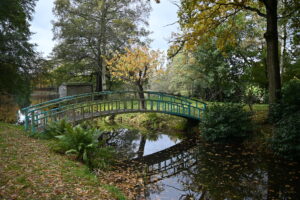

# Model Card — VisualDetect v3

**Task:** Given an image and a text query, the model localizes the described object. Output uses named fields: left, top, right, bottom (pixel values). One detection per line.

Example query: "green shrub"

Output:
left=89, top=147, right=116, bottom=170
left=270, top=112, right=300, bottom=161
left=80, top=120, right=96, bottom=130
left=200, top=103, right=252, bottom=142
left=52, top=124, right=116, bottom=169
left=32, top=119, right=71, bottom=139
left=282, top=79, right=300, bottom=110
left=269, top=80, right=300, bottom=160
left=268, top=103, right=285, bottom=124
left=53, top=125, right=100, bottom=166
left=269, top=79, right=300, bottom=123
left=141, top=113, right=161, bottom=129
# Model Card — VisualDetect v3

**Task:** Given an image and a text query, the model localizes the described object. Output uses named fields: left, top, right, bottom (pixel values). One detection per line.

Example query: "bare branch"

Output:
left=168, top=40, right=185, bottom=59
left=216, top=2, right=267, bottom=18
left=163, top=21, right=178, bottom=27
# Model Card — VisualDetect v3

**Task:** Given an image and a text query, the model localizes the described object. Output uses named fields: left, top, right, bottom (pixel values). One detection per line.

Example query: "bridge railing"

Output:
left=21, top=91, right=206, bottom=132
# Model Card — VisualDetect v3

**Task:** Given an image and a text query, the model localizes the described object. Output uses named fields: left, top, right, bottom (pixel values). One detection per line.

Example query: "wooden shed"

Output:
left=59, top=83, right=93, bottom=98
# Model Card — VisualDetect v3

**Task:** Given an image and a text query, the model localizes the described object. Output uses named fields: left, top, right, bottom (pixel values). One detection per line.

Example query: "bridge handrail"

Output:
left=30, top=98, right=206, bottom=121
left=22, top=91, right=206, bottom=113
left=22, top=91, right=207, bottom=132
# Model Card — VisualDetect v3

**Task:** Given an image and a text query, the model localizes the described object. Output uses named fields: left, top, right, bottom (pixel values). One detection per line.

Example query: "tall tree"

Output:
left=171, top=0, right=298, bottom=104
left=107, top=46, right=163, bottom=108
left=0, top=0, right=37, bottom=106
left=52, top=0, right=151, bottom=92
left=153, top=13, right=266, bottom=101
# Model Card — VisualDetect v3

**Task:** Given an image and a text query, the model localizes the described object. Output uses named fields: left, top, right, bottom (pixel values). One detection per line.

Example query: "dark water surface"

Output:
left=105, top=128, right=300, bottom=200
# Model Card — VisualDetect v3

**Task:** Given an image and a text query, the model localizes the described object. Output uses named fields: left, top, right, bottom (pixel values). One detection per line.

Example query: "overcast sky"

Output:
left=29, top=0, right=179, bottom=58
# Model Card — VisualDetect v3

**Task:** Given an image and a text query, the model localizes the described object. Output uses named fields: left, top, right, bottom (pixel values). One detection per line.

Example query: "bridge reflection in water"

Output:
left=120, top=135, right=300, bottom=200
left=130, top=139, right=197, bottom=185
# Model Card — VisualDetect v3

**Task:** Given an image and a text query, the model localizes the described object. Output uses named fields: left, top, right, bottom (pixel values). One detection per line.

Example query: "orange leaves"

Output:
left=106, top=46, right=164, bottom=85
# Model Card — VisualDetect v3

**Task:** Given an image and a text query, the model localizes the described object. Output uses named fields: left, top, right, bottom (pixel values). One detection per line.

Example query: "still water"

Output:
left=104, top=128, right=300, bottom=200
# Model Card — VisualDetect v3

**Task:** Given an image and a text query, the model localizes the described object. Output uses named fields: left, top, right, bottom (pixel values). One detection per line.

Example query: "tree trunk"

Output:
left=137, top=135, right=146, bottom=158
left=264, top=0, right=281, bottom=104
left=95, top=71, right=103, bottom=92
left=280, top=9, right=288, bottom=82
left=102, top=65, right=106, bottom=91
left=137, top=84, right=145, bottom=109
left=95, top=57, right=106, bottom=92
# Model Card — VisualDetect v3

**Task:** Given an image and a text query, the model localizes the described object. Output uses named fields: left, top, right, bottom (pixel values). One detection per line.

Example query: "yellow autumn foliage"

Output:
left=172, top=0, right=265, bottom=52
left=107, top=46, right=164, bottom=86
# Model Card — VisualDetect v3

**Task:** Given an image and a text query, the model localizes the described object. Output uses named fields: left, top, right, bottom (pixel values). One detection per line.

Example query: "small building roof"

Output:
left=60, top=82, right=93, bottom=86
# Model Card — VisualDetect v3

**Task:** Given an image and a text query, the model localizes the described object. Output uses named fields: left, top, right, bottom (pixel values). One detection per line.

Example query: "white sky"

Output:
left=29, top=0, right=179, bottom=58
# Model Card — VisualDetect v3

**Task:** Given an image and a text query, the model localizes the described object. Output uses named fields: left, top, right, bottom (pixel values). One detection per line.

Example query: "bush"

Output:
left=52, top=123, right=116, bottom=169
left=89, top=147, right=116, bottom=170
left=42, top=119, right=71, bottom=139
left=31, top=119, right=72, bottom=139
left=268, top=103, right=285, bottom=124
left=53, top=125, right=99, bottom=163
left=141, top=113, right=161, bottom=129
left=270, top=112, right=300, bottom=161
left=200, top=103, right=252, bottom=142
left=269, top=79, right=300, bottom=123
left=269, top=80, right=300, bottom=160
left=282, top=79, right=300, bottom=110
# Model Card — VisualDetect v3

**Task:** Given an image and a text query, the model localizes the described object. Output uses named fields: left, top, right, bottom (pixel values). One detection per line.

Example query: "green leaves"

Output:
left=65, top=149, right=79, bottom=155
left=0, top=0, right=36, bottom=104
left=48, top=120, right=117, bottom=169
left=269, top=79, right=300, bottom=161
left=43, top=119, right=72, bottom=139
left=270, top=112, right=300, bottom=161
left=200, top=103, right=253, bottom=142
left=52, top=0, right=151, bottom=90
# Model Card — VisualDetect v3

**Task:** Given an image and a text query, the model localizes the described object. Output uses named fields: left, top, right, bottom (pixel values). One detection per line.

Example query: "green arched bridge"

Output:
left=22, top=91, right=206, bottom=132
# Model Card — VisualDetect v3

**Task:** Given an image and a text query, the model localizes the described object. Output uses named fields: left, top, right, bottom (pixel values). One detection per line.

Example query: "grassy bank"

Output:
left=102, top=103, right=269, bottom=132
left=0, top=123, right=129, bottom=200
left=114, top=113, right=188, bottom=131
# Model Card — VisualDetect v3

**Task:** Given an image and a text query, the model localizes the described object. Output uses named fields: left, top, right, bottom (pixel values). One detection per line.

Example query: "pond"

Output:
left=4, top=89, right=59, bottom=124
left=103, top=127, right=300, bottom=200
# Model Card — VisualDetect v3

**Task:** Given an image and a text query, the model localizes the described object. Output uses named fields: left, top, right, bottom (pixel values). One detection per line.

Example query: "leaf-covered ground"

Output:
left=0, top=123, right=130, bottom=200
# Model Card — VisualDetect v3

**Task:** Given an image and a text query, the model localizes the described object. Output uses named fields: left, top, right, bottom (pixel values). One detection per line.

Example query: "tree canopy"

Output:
left=170, top=0, right=299, bottom=105
left=107, top=46, right=163, bottom=92
left=52, top=0, right=151, bottom=92
left=0, top=0, right=37, bottom=106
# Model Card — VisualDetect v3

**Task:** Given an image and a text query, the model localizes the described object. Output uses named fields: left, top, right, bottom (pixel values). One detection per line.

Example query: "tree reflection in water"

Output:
left=136, top=141, right=300, bottom=199
left=103, top=129, right=300, bottom=200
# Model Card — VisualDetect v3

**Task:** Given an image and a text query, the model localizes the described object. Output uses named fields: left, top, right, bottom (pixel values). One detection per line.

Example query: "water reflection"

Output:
left=105, top=129, right=300, bottom=200
left=103, top=128, right=181, bottom=160
left=0, top=89, right=58, bottom=123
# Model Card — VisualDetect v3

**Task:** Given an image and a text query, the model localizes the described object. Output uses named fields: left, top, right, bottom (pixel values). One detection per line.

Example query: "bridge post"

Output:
left=24, top=110, right=29, bottom=131
left=72, top=106, right=76, bottom=122
left=31, top=111, right=35, bottom=133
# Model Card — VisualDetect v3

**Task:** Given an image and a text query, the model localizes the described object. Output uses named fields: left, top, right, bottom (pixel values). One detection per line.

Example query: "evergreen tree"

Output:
left=0, top=0, right=37, bottom=106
